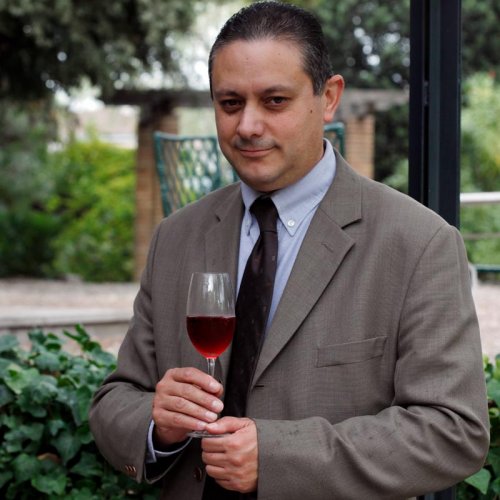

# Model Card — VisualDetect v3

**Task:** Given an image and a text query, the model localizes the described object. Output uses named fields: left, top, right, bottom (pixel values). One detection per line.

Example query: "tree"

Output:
left=0, top=0, right=204, bottom=101
left=307, top=0, right=411, bottom=89
left=289, top=0, right=500, bottom=90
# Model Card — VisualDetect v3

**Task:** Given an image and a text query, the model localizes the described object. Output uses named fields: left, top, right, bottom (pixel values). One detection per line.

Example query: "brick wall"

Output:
left=344, top=115, right=375, bottom=179
left=134, top=113, right=178, bottom=279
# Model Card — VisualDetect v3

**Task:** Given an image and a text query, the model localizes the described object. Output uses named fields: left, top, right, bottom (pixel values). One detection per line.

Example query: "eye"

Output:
left=266, top=96, right=288, bottom=107
left=219, top=99, right=243, bottom=112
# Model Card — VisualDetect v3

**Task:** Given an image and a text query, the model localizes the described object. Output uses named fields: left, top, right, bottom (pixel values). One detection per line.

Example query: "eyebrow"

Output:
left=213, top=89, right=241, bottom=99
left=213, top=84, right=295, bottom=100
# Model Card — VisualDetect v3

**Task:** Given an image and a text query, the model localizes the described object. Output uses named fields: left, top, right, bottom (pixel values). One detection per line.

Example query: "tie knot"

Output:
left=251, top=197, right=278, bottom=233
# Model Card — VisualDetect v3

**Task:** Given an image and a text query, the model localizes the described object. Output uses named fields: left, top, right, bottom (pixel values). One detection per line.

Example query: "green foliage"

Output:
left=47, top=138, right=136, bottom=282
left=0, top=100, right=57, bottom=206
left=374, top=104, right=408, bottom=181
left=0, top=209, right=62, bottom=278
left=290, top=0, right=500, bottom=90
left=308, top=0, right=411, bottom=89
left=0, top=326, right=158, bottom=499
left=0, top=0, right=200, bottom=100
left=0, top=125, right=135, bottom=281
left=461, top=73, right=500, bottom=267
left=461, top=205, right=500, bottom=267
left=461, top=74, right=500, bottom=193
left=461, top=0, right=500, bottom=82
left=457, top=356, right=500, bottom=499
left=0, top=100, right=62, bottom=277
left=2, top=0, right=498, bottom=99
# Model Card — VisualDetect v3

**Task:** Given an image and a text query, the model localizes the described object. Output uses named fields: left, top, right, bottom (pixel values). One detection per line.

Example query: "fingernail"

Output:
left=209, top=380, right=220, bottom=391
left=197, top=421, right=207, bottom=430
left=212, top=400, right=223, bottom=412
left=205, top=411, right=218, bottom=421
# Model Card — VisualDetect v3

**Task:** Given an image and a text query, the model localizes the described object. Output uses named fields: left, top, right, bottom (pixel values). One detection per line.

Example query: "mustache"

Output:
left=233, top=138, right=276, bottom=150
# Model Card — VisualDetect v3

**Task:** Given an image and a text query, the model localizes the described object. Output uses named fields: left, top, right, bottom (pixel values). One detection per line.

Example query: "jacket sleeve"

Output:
left=89, top=225, right=182, bottom=483
left=255, top=225, right=489, bottom=500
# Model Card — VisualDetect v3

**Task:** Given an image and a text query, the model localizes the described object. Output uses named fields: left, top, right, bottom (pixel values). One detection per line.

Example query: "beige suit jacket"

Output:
left=90, top=152, right=489, bottom=499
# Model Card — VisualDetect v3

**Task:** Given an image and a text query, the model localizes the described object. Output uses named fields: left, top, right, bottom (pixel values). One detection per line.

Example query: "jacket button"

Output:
left=193, top=466, right=204, bottom=482
left=125, top=464, right=137, bottom=477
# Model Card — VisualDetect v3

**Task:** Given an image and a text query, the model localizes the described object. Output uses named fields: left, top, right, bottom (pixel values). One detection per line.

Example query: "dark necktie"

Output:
left=223, top=196, right=279, bottom=417
left=202, top=196, right=279, bottom=500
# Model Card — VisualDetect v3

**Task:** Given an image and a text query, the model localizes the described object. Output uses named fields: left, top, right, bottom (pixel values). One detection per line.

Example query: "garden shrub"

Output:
left=47, top=138, right=136, bottom=282
left=457, top=356, right=500, bottom=499
left=0, top=101, right=61, bottom=278
left=0, top=123, right=136, bottom=281
left=0, top=326, right=157, bottom=499
left=0, top=208, right=62, bottom=278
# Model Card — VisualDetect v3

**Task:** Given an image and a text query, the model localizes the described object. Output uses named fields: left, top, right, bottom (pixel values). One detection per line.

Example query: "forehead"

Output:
left=211, top=38, right=310, bottom=92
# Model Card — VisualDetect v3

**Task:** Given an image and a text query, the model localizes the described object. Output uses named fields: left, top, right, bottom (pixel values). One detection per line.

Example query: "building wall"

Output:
left=134, top=113, right=178, bottom=279
left=344, top=115, right=375, bottom=179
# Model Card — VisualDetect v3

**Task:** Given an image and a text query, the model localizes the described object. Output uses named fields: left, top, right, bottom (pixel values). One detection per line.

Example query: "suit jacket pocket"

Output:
left=316, top=336, right=387, bottom=367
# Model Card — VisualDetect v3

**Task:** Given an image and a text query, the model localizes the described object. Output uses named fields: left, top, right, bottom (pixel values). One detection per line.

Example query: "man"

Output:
left=90, top=2, right=489, bottom=499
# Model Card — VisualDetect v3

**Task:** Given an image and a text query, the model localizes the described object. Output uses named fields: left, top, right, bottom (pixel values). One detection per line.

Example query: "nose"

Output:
left=236, top=105, right=264, bottom=139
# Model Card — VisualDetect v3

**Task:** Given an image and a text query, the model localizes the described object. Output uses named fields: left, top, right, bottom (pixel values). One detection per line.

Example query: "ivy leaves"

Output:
left=458, top=357, right=500, bottom=499
left=0, top=326, right=157, bottom=499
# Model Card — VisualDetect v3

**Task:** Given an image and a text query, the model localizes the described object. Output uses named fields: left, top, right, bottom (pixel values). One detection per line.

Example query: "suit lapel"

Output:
left=253, top=154, right=363, bottom=384
left=203, top=185, right=244, bottom=378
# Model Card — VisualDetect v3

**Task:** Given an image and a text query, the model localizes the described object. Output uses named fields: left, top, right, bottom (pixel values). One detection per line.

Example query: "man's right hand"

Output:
left=152, top=367, right=224, bottom=447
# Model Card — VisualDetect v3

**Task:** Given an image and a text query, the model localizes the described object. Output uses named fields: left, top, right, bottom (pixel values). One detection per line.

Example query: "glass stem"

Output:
left=207, top=358, right=216, bottom=378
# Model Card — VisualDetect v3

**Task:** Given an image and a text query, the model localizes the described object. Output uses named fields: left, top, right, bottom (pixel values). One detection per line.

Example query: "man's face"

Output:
left=211, top=38, right=343, bottom=192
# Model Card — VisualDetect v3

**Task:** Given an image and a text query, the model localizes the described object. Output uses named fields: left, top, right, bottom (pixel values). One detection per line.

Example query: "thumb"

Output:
left=205, top=416, right=251, bottom=434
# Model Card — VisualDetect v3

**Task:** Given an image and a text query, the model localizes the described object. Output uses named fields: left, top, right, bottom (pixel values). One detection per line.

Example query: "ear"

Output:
left=322, top=74, right=344, bottom=123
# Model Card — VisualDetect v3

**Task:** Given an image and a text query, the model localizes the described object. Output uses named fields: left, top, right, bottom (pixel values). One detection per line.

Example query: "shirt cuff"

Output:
left=146, top=419, right=191, bottom=463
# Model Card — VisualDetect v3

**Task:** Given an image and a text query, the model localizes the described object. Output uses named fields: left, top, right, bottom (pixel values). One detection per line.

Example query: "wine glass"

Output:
left=186, top=272, right=235, bottom=437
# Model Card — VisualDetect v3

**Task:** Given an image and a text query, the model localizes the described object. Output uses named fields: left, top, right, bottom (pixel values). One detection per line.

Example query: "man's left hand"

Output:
left=201, top=417, right=258, bottom=493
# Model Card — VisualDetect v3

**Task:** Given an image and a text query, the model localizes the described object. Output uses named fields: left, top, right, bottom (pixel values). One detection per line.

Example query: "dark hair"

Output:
left=208, top=1, right=333, bottom=96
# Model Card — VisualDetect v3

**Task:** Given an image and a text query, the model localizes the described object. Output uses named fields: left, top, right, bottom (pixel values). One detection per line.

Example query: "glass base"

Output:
left=187, top=430, right=230, bottom=439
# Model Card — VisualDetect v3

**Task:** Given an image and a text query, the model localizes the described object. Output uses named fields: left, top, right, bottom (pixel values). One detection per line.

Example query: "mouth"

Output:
left=237, top=147, right=274, bottom=158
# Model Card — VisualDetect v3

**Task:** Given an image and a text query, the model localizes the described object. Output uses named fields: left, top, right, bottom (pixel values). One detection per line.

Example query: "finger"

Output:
left=201, top=437, right=226, bottom=453
left=158, top=397, right=220, bottom=424
left=201, top=419, right=256, bottom=455
left=201, top=450, right=226, bottom=468
left=205, top=464, right=230, bottom=481
left=156, top=409, right=209, bottom=434
left=167, top=367, right=222, bottom=395
left=155, top=376, right=224, bottom=415
left=204, top=416, right=250, bottom=435
left=205, top=464, right=254, bottom=493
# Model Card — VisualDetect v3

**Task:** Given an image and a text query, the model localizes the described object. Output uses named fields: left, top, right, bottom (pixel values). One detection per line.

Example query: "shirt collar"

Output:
left=240, top=139, right=336, bottom=236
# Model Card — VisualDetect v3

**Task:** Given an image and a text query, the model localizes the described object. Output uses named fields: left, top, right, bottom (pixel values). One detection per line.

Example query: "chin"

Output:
left=242, top=177, right=281, bottom=193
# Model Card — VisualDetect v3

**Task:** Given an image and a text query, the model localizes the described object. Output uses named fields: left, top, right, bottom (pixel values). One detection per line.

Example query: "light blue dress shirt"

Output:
left=238, top=139, right=336, bottom=332
left=147, top=140, right=336, bottom=462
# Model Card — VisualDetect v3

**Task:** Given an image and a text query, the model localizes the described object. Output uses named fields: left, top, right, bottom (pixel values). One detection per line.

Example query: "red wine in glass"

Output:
left=186, top=272, right=235, bottom=438
left=187, top=315, right=236, bottom=359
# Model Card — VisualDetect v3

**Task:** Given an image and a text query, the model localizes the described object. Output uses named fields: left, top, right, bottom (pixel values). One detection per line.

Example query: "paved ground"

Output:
left=0, top=278, right=498, bottom=359
left=0, top=279, right=138, bottom=353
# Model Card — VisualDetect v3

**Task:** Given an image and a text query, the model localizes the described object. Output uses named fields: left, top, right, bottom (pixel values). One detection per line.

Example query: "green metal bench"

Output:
left=154, top=122, right=345, bottom=217
left=324, top=121, right=345, bottom=154
left=475, top=264, right=500, bottom=277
